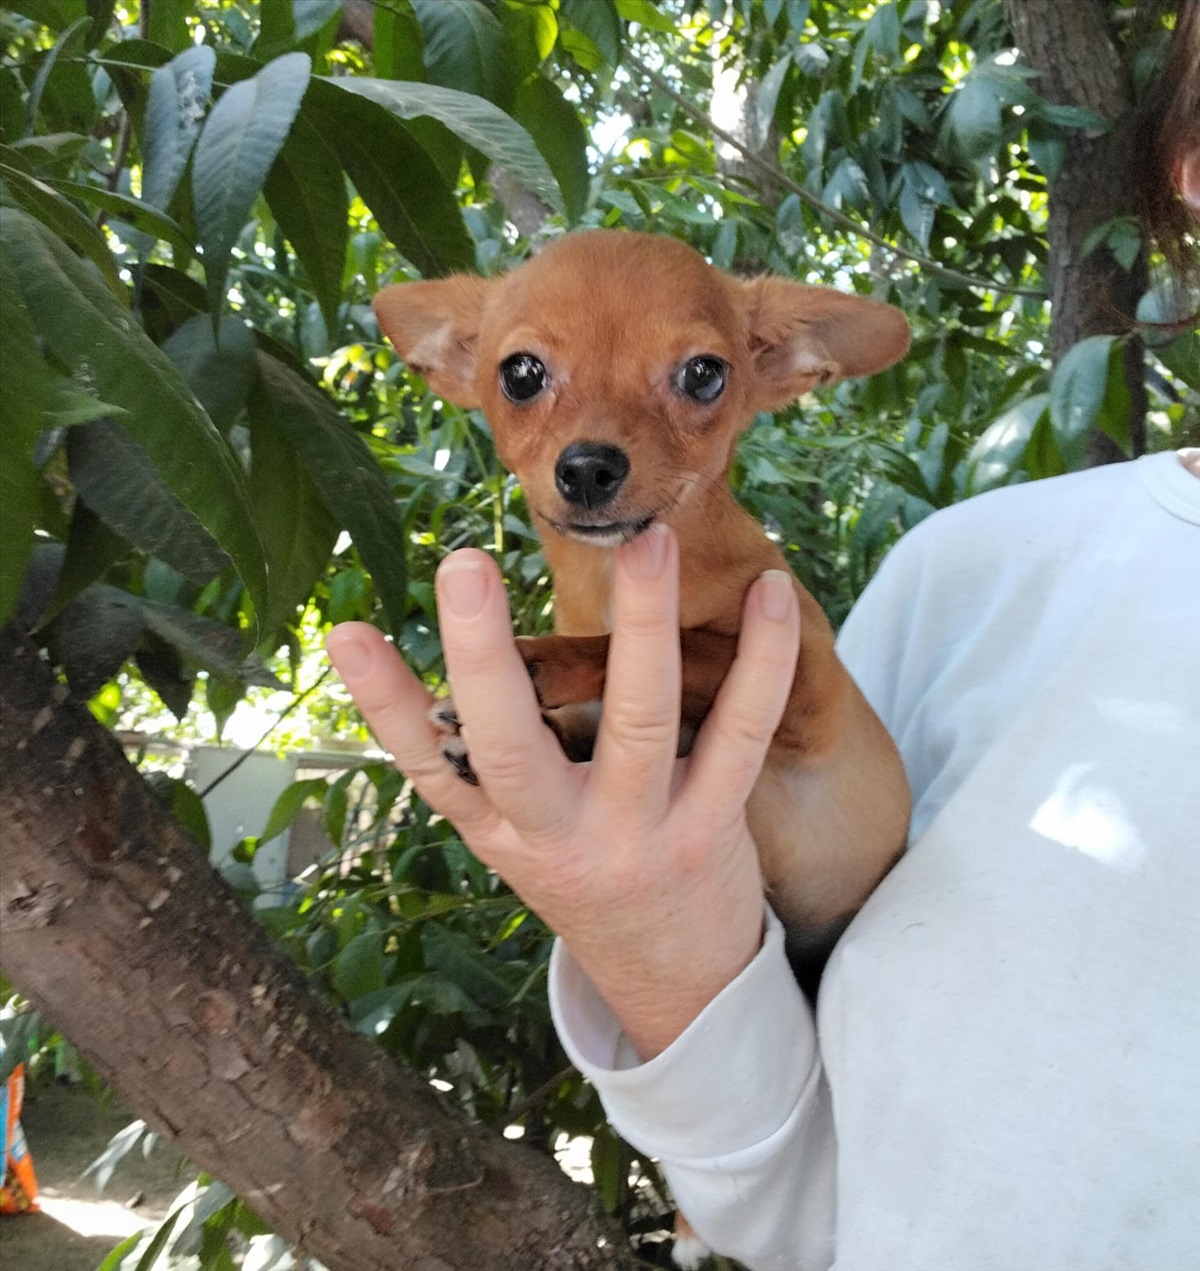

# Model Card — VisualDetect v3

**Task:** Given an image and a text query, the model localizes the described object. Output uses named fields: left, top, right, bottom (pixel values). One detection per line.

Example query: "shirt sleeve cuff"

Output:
left=549, top=906, right=817, bottom=1161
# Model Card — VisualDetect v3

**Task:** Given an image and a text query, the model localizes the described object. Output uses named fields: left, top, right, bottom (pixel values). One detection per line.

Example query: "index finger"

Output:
left=435, top=550, right=576, bottom=838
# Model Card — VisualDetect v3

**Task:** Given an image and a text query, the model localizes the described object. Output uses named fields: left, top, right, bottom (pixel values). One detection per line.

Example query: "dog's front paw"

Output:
left=430, top=697, right=478, bottom=786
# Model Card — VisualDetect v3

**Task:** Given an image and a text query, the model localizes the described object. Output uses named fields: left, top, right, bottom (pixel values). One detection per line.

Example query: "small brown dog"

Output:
left=375, top=231, right=910, bottom=1268
left=374, top=230, right=910, bottom=972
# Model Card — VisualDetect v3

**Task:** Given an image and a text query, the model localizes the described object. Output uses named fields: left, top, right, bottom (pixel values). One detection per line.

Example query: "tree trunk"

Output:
left=0, top=624, right=644, bottom=1271
left=1004, top=0, right=1150, bottom=464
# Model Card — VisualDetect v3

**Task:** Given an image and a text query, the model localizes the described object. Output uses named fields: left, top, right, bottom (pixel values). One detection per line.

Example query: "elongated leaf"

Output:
left=24, top=15, right=92, bottom=136
left=0, top=254, right=50, bottom=624
left=50, top=584, right=146, bottom=699
left=68, top=419, right=230, bottom=582
left=334, top=931, right=388, bottom=1001
left=192, top=52, right=311, bottom=314
left=1049, top=335, right=1117, bottom=467
left=946, top=73, right=1003, bottom=159
left=0, top=162, right=123, bottom=297
left=253, top=352, right=409, bottom=637
left=560, top=0, right=621, bottom=69
left=247, top=372, right=340, bottom=639
left=410, top=0, right=516, bottom=108
left=162, top=314, right=259, bottom=435
left=44, top=177, right=191, bottom=251
left=259, top=778, right=328, bottom=846
left=147, top=0, right=191, bottom=51
left=1, top=206, right=268, bottom=622
left=262, top=110, right=348, bottom=334
left=142, top=45, right=216, bottom=213
left=306, top=81, right=472, bottom=276
left=49, top=499, right=133, bottom=624
left=967, top=393, right=1049, bottom=494
left=330, top=77, right=563, bottom=216
left=140, top=599, right=281, bottom=685
left=513, top=76, right=589, bottom=223
left=375, top=0, right=426, bottom=81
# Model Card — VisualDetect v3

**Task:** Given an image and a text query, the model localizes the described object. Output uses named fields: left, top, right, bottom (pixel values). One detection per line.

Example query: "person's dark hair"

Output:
left=1135, top=0, right=1199, bottom=283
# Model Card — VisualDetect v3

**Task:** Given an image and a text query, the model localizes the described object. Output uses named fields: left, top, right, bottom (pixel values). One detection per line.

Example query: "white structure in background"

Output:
left=124, top=737, right=373, bottom=900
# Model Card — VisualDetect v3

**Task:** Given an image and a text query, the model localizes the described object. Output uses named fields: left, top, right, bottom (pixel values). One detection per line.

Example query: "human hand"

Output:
left=325, top=524, right=800, bottom=1058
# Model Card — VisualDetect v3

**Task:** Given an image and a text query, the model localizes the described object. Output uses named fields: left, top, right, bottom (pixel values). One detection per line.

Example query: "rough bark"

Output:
left=1004, top=0, right=1150, bottom=463
left=0, top=624, right=644, bottom=1271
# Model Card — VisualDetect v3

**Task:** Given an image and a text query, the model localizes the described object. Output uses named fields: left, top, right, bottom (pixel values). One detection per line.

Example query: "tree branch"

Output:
left=624, top=52, right=1045, bottom=298
left=0, top=623, right=645, bottom=1271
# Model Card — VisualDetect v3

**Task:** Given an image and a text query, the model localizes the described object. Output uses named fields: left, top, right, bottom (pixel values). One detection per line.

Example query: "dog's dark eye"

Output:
left=676, top=356, right=727, bottom=403
left=499, top=353, right=547, bottom=403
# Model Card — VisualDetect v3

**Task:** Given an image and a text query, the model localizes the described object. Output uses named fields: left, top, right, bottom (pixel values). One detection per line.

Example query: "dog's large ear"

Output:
left=372, top=276, right=492, bottom=408
left=739, top=277, right=910, bottom=410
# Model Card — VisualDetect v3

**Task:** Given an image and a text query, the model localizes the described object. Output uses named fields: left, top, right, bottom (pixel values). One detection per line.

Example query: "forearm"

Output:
left=551, top=908, right=836, bottom=1271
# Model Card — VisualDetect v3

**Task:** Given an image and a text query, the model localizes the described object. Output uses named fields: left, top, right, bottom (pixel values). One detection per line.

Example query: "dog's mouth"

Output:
left=541, top=512, right=658, bottom=547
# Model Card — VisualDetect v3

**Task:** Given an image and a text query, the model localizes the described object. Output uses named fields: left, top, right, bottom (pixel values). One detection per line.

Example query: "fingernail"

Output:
left=758, top=570, right=794, bottom=621
left=621, top=521, right=670, bottom=582
left=327, top=633, right=373, bottom=678
left=439, top=557, right=489, bottom=618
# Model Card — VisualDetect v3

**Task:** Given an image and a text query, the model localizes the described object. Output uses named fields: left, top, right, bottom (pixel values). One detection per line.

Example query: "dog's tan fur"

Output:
left=374, top=230, right=911, bottom=967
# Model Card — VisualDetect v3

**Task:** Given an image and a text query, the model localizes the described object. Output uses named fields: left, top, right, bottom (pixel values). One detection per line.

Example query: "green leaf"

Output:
left=1049, top=335, right=1118, bottom=467
left=48, top=497, right=132, bottom=623
left=293, top=0, right=343, bottom=43
left=260, top=777, right=328, bottom=845
left=966, top=393, right=1049, bottom=493
left=374, top=0, right=426, bottom=81
left=42, top=178, right=191, bottom=252
left=421, top=922, right=520, bottom=1009
left=331, top=77, right=564, bottom=216
left=247, top=369, right=341, bottom=639
left=513, top=76, right=589, bottom=223
left=0, top=162, right=124, bottom=298
left=590, top=1127, right=623, bottom=1214
left=23, top=15, right=92, bottom=137
left=333, top=931, right=388, bottom=1001
left=615, top=0, right=676, bottom=33
left=192, top=52, right=312, bottom=315
left=142, top=45, right=216, bottom=213
left=559, top=0, right=622, bottom=69
left=253, top=353, right=409, bottom=637
left=140, top=598, right=281, bottom=685
left=67, top=417, right=230, bottom=583
left=146, top=0, right=192, bottom=51
left=1, top=206, right=269, bottom=624
left=262, top=110, right=349, bottom=334
left=946, top=74, right=1002, bottom=159
left=410, top=0, right=516, bottom=108
left=161, top=314, right=259, bottom=436
left=145, top=774, right=211, bottom=848
left=50, top=584, right=146, bottom=699
left=0, top=255, right=51, bottom=625
left=306, top=80, right=472, bottom=276
left=754, top=55, right=791, bottom=148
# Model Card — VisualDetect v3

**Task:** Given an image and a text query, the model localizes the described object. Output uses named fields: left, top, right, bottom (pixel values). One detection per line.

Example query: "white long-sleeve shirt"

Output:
left=550, top=450, right=1200, bottom=1271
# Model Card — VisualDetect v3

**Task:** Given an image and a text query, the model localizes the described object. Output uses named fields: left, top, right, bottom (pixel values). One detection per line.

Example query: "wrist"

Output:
left=573, top=903, right=766, bottom=1059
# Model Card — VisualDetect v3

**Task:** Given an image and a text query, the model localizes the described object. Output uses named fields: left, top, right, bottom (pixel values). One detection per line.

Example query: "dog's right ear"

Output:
left=372, top=276, right=492, bottom=409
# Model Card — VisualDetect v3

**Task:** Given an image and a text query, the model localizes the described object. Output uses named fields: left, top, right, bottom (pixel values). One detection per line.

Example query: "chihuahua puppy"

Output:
left=375, top=230, right=911, bottom=1269
left=375, top=229, right=910, bottom=967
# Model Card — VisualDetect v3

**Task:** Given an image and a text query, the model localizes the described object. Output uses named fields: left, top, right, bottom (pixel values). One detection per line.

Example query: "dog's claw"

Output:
left=443, top=746, right=479, bottom=786
left=432, top=697, right=477, bottom=783
left=432, top=702, right=461, bottom=734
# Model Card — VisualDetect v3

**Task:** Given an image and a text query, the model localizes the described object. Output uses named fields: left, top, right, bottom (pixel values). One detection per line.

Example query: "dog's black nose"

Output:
left=555, top=442, right=630, bottom=508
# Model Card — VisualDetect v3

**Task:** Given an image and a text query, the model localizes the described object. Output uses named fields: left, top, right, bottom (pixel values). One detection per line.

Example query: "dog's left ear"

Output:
left=372, top=275, right=493, bottom=408
left=738, top=277, right=910, bottom=411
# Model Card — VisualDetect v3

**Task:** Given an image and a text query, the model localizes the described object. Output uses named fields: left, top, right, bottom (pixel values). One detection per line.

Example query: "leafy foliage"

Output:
left=0, top=0, right=1195, bottom=1267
